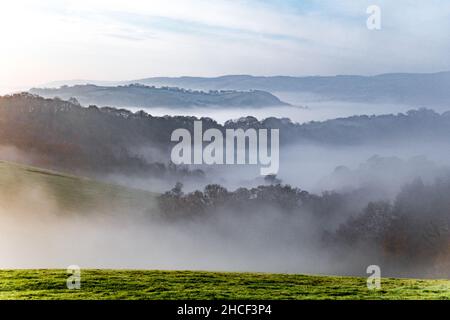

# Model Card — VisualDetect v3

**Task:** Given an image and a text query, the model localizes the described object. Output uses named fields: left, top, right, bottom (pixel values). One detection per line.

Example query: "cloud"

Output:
left=0, top=0, right=449, bottom=87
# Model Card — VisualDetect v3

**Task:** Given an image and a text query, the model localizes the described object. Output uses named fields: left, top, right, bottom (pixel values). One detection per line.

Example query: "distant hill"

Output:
left=30, top=84, right=289, bottom=108
left=44, top=71, right=450, bottom=107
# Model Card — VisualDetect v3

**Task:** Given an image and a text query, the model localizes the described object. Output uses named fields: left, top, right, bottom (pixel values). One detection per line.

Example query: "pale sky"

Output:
left=0, top=0, right=449, bottom=90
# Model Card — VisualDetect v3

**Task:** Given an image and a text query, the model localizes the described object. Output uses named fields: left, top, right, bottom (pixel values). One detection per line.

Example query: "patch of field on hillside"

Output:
left=0, top=270, right=448, bottom=300
left=0, top=160, right=157, bottom=214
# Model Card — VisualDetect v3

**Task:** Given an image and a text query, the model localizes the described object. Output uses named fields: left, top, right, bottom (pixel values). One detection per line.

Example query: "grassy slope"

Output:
left=0, top=270, right=449, bottom=300
left=0, top=160, right=157, bottom=213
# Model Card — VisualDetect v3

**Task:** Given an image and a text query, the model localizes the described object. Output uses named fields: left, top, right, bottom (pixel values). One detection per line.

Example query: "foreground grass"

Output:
left=0, top=270, right=448, bottom=300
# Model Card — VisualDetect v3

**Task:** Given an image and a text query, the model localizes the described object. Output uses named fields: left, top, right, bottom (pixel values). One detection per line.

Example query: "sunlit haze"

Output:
left=1, top=0, right=449, bottom=92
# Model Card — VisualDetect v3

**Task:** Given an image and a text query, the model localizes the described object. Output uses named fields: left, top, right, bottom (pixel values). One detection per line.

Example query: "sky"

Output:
left=0, top=0, right=449, bottom=90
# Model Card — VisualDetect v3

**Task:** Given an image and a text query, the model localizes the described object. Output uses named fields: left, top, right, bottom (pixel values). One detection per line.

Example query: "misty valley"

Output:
left=3, top=0, right=450, bottom=305
left=0, top=80, right=449, bottom=280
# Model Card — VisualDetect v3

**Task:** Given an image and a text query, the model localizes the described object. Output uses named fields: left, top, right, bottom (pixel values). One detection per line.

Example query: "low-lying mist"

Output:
left=0, top=176, right=331, bottom=274
left=125, top=100, right=419, bottom=125
left=1, top=147, right=449, bottom=279
left=1, top=98, right=450, bottom=279
left=115, top=139, right=450, bottom=196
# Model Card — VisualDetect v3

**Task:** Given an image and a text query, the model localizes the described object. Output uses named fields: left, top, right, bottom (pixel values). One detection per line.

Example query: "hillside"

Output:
left=30, top=84, right=289, bottom=108
left=2, top=93, right=450, bottom=178
left=0, top=270, right=448, bottom=300
left=0, top=161, right=157, bottom=214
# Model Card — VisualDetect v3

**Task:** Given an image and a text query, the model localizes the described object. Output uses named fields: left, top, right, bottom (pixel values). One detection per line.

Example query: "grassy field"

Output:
left=0, top=270, right=449, bottom=300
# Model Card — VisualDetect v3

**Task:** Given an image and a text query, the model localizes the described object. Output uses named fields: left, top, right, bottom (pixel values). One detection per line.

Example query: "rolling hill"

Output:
left=30, top=84, right=289, bottom=108
left=2, top=93, right=450, bottom=179
left=42, top=71, right=450, bottom=107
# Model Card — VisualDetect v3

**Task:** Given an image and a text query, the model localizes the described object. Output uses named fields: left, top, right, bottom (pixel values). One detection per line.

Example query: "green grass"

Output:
left=0, top=270, right=448, bottom=300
